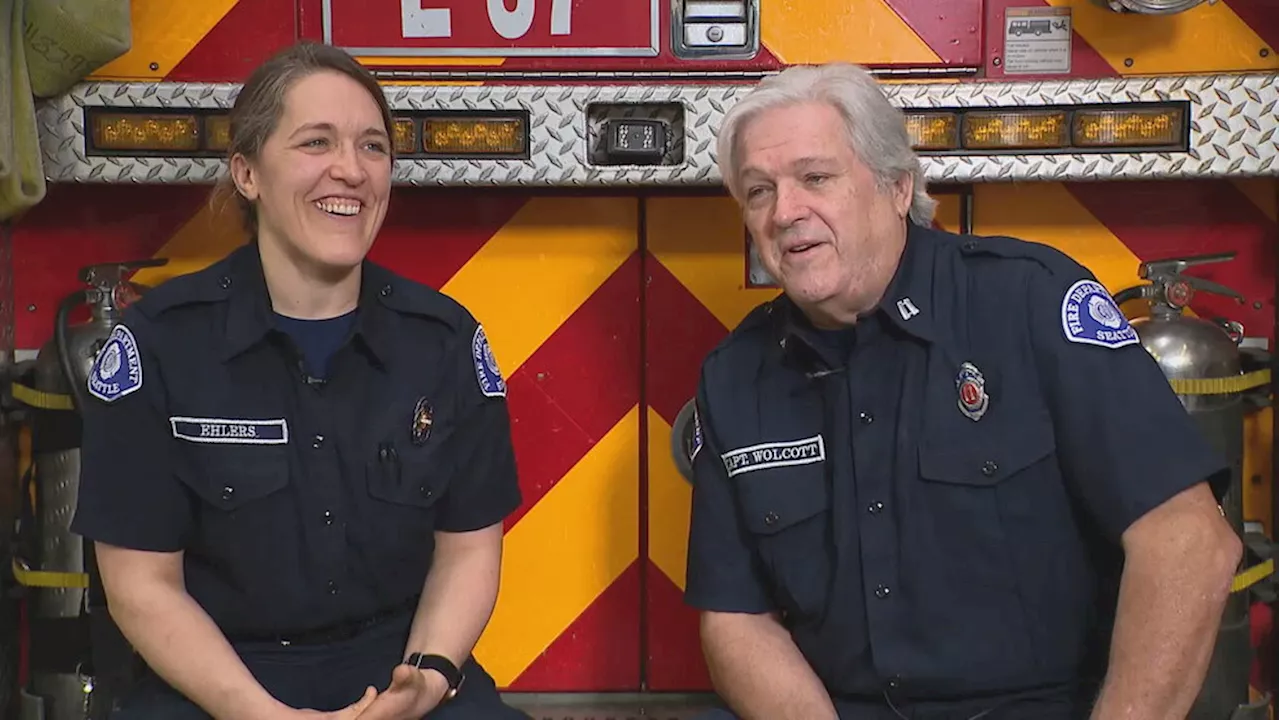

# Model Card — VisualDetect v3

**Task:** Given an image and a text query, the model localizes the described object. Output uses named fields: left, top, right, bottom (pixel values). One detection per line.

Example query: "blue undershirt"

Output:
left=273, top=310, right=358, bottom=380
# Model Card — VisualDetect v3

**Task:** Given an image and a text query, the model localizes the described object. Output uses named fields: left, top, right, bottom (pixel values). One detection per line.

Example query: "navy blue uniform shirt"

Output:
left=71, top=243, right=522, bottom=639
left=684, top=222, right=1228, bottom=710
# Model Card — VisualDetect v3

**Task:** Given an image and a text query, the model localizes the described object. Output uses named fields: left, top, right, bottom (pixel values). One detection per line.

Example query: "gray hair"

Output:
left=716, top=63, right=936, bottom=226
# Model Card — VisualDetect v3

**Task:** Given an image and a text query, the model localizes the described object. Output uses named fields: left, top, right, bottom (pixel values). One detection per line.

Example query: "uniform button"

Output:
left=875, top=584, right=891, bottom=599
left=887, top=676, right=901, bottom=690
left=323, top=510, right=334, bottom=525
left=380, top=284, right=393, bottom=297
left=221, top=485, right=234, bottom=501
left=327, top=581, right=339, bottom=595
left=962, top=240, right=978, bottom=251
left=868, top=501, right=884, bottom=515
left=858, top=411, right=874, bottom=425
left=981, top=460, right=998, bottom=477
left=419, top=485, right=432, bottom=499
left=218, top=276, right=233, bottom=289
left=312, top=434, right=325, bottom=449
left=763, top=511, right=779, bottom=526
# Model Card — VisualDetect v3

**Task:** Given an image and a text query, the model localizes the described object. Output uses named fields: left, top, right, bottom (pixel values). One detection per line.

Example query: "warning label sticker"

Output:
left=1003, top=6, right=1071, bottom=75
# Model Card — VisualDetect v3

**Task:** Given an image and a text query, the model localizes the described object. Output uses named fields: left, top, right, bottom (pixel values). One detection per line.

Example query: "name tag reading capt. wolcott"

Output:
left=170, top=417, right=289, bottom=445
left=720, top=435, right=825, bottom=478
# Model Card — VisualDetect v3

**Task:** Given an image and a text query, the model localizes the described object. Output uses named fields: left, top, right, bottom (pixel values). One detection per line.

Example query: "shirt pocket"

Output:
left=174, top=444, right=291, bottom=579
left=736, top=463, right=832, bottom=621
left=918, top=413, right=1055, bottom=487
left=364, top=442, right=452, bottom=563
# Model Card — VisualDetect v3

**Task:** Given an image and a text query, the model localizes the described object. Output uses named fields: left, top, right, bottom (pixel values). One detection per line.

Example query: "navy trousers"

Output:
left=109, top=610, right=528, bottom=719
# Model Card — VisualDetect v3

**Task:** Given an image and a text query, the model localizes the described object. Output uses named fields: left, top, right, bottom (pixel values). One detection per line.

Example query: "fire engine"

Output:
left=0, top=1, right=1275, bottom=719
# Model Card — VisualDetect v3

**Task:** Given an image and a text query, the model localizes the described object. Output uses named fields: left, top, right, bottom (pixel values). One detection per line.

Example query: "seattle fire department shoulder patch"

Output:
left=87, top=325, right=143, bottom=403
left=1060, top=279, right=1139, bottom=350
left=471, top=324, right=506, bottom=398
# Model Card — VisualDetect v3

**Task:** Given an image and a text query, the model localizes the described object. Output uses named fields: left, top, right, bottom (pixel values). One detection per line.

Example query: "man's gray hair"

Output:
left=716, top=63, right=937, bottom=226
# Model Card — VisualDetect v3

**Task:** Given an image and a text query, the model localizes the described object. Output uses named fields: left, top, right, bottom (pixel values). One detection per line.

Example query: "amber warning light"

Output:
left=901, top=102, right=1187, bottom=154
left=87, top=109, right=530, bottom=160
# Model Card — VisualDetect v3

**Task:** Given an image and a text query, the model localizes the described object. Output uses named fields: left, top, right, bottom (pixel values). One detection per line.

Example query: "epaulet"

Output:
left=955, top=234, right=1085, bottom=277
left=704, top=298, right=776, bottom=364
left=132, top=257, right=234, bottom=320
left=367, top=262, right=466, bottom=331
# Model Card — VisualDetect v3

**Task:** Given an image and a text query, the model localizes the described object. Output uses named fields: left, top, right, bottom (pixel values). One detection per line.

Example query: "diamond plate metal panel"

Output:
left=36, top=73, right=1277, bottom=186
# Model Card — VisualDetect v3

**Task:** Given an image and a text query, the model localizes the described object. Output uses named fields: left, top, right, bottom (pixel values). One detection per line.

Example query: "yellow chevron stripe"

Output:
left=648, top=197, right=779, bottom=331
left=933, top=193, right=963, bottom=234
left=1046, top=0, right=1276, bottom=75
left=1233, top=179, right=1279, bottom=224
left=761, top=0, right=940, bottom=65
left=473, top=407, right=640, bottom=685
left=970, top=183, right=1142, bottom=296
left=647, top=409, right=692, bottom=592
left=130, top=200, right=244, bottom=287
left=442, top=198, right=636, bottom=377
left=90, top=0, right=240, bottom=80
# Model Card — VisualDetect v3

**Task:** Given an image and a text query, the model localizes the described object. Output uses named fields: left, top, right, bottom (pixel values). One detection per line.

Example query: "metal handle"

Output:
left=77, top=258, right=169, bottom=289
left=1138, top=251, right=1236, bottom=280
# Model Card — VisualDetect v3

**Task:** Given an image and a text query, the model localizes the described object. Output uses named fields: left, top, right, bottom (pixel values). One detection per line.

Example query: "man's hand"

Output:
left=356, top=663, right=450, bottom=720
left=294, top=686, right=379, bottom=719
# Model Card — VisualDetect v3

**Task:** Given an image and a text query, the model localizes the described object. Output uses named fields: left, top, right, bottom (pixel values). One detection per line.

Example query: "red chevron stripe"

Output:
left=645, top=559, right=712, bottom=691
left=1066, top=180, right=1278, bottom=348
left=507, top=561, right=642, bottom=691
left=503, top=252, right=642, bottom=529
left=12, top=185, right=210, bottom=350
left=1225, top=0, right=1278, bottom=54
left=644, top=252, right=731, bottom=426
left=167, top=0, right=298, bottom=83
left=883, top=0, right=983, bottom=66
left=368, top=191, right=528, bottom=292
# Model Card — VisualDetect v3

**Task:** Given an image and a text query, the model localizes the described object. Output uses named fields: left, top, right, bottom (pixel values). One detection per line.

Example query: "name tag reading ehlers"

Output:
left=170, top=417, right=289, bottom=445
left=721, top=435, right=825, bottom=478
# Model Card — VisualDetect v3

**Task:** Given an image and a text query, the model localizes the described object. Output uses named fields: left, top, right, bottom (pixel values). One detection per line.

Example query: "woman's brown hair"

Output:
left=213, top=41, right=395, bottom=238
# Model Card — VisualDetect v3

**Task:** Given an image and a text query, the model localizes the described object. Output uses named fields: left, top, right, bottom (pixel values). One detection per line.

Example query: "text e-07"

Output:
left=402, top=0, right=573, bottom=40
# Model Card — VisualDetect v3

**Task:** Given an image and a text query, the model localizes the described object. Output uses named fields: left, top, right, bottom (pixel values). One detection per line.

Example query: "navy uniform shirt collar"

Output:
left=770, top=220, right=939, bottom=363
left=220, top=243, right=395, bottom=365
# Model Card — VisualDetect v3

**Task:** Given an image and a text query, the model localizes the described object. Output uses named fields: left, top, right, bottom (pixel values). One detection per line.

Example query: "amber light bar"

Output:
left=86, top=108, right=531, bottom=160
left=903, top=102, right=1187, bottom=154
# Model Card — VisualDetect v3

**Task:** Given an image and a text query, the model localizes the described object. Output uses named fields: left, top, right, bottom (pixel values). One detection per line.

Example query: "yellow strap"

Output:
left=1231, top=558, right=1274, bottom=593
left=1168, top=369, right=1272, bottom=396
left=10, top=381, right=74, bottom=411
left=10, top=557, right=88, bottom=589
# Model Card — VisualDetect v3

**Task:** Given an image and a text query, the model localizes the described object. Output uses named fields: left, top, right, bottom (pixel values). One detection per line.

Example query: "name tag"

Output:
left=170, top=416, right=289, bottom=445
left=721, top=435, right=825, bottom=478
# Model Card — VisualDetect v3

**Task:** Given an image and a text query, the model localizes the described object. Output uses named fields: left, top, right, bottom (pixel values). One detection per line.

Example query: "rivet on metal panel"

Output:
left=1124, top=58, right=1134, bottom=67
left=1261, top=49, right=1271, bottom=58
left=148, top=62, right=159, bottom=71
left=992, top=57, right=1002, bottom=67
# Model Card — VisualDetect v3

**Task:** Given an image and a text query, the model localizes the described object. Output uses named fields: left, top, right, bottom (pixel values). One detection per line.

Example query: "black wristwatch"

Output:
left=404, top=653, right=465, bottom=701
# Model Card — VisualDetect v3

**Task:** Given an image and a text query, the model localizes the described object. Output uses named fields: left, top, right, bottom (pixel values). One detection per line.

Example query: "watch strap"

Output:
left=404, top=653, right=464, bottom=699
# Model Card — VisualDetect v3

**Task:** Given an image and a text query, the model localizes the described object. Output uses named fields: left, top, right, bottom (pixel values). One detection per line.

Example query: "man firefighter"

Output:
left=683, top=62, right=1242, bottom=720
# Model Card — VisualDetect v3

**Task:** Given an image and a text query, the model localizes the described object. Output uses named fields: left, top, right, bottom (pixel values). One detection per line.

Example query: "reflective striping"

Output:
left=762, top=0, right=940, bottom=65
left=647, top=410, right=692, bottom=592
left=130, top=199, right=245, bottom=288
left=1046, top=0, right=1277, bottom=75
left=970, top=183, right=1141, bottom=295
left=647, top=197, right=778, bottom=331
left=89, top=0, right=240, bottom=80
left=473, top=407, right=640, bottom=686
left=441, top=197, right=636, bottom=379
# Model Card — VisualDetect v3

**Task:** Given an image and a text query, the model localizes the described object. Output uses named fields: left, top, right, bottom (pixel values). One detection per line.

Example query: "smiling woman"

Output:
left=70, top=40, right=530, bottom=720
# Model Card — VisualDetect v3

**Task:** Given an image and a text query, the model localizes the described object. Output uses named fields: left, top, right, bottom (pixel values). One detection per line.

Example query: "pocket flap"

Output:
left=176, top=446, right=289, bottom=510
left=367, top=448, right=449, bottom=510
left=738, top=465, right=829, bottom=535
left=919, top=414, right=1055, bottom=486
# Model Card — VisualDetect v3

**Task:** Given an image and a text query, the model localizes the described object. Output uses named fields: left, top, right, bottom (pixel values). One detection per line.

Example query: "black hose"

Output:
left=1111, top=286, right=1145, bottom=307
left=54, top=290, right=90, bottom=414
